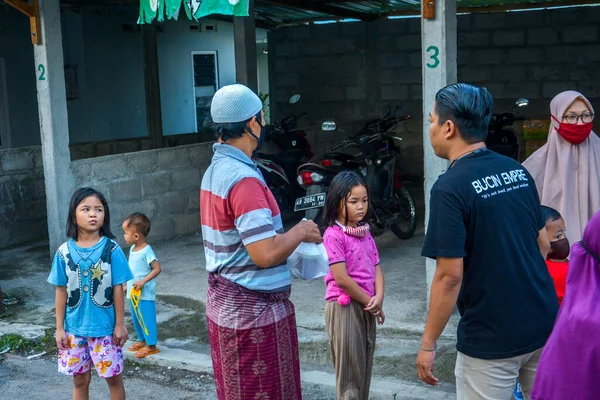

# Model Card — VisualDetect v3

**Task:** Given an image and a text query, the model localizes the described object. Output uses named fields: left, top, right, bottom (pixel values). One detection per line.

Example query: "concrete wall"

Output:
left=71, top=143, right=213, bottom=247
left=269, top=7, right=600, bottom=179
left=0, top=147, right=47, bottom=248
left=0, top=142, right=213, bottom=249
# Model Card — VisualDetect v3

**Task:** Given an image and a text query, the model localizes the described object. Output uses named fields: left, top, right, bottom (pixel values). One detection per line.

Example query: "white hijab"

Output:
left=523, top=90, right=600, bottom=243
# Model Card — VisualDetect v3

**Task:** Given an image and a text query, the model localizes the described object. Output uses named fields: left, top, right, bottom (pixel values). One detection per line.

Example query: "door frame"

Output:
left=190, top=50, right=219, bottom=133
left=0, top=58, right=11, bottom=149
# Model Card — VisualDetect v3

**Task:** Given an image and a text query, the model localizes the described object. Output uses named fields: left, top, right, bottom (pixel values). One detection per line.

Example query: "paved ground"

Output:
left=0, top=219, right=459, bottom=399
left=0, top=353, right=340, bottom=399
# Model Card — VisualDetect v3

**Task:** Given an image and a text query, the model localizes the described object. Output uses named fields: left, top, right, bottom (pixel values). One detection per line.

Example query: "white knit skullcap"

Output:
left=210, top=84, right=263, bottom=123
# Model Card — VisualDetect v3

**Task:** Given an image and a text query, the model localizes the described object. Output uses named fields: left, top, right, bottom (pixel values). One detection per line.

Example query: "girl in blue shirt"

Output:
left=48, top=188, right=133, bottom=399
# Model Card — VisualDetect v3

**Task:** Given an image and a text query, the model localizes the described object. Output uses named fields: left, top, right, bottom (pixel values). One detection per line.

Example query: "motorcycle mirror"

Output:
left=515, top=98, right=529, bottom=108
left=289, top=94, right=301, bottom=104
left=322, top=121, right=337, bottom=132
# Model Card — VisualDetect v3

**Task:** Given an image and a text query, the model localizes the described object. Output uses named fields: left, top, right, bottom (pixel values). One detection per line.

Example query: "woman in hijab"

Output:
left=531, top=210, right=600, bottom=400
left=523, top=91, right=600, bottom=243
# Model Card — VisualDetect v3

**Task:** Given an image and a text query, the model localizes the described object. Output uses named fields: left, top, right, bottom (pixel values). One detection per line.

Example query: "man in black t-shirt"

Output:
left=416, top=83, right=558, bottom=400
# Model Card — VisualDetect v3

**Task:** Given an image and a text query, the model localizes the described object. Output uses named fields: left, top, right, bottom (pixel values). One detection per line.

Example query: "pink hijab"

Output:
left=523, top=91, right=600, bottom=243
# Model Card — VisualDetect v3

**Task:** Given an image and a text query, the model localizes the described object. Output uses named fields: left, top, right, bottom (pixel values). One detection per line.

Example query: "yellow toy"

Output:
left=130, top=287, right=149, bottom=335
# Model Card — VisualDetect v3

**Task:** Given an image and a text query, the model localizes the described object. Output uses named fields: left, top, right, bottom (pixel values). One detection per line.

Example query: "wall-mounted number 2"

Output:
left=38, top=64, right=46, bottom=81
left=426, top=46, right=440, bottom=69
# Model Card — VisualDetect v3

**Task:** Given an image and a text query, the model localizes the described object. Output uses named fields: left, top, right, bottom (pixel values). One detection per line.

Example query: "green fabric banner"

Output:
left=196, top=0, right=249, bottom=18
left=140, top=0, right=249, bottom=24
left=139, top=0, right=164, bottom=24
left=165, top=0, right=182, bottom=19
left=183, top=0, right=201, bottom=20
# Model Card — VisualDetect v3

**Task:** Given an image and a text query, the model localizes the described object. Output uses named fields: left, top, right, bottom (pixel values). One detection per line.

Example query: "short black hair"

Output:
left=542, top=205, right=563, bottom=223
left=66, top=188, right=114, bottom=240
left=322, top=170, right=371, bottom=228
left=213, top=111, right=262, bottom=142
left=435, top=83, right=495, bottom=144
left=124, top=212, right=151, bottom=237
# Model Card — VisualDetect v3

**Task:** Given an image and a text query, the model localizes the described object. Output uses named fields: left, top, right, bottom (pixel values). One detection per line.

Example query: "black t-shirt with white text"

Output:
left=422, top=149, right=558, bottom=360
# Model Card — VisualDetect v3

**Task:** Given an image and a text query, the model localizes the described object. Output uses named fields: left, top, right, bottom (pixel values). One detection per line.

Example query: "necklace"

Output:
left=449, top=148, right=486, bottom=169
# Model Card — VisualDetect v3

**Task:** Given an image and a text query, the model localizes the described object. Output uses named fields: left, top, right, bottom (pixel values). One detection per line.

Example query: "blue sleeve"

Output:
left=146, top=246, right=158, bottom=265
left=47, top=251, right=67, bottom=286
left=111, top=246, right=134, bottom=286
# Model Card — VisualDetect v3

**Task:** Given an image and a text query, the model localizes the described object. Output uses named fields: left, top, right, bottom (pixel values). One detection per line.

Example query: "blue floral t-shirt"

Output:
left=48, top=237, right=133, bottom=338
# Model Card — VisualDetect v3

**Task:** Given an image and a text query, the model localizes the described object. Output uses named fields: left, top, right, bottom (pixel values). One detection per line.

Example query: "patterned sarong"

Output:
left=206, top=274, right=302, bottom=400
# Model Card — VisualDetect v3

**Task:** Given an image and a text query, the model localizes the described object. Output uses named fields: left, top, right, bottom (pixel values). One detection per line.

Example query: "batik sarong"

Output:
left=206, top=274, right=302, bottom=400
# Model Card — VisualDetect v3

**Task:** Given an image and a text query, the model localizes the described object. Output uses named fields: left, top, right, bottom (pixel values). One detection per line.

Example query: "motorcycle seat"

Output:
left=323, top=152, right=355, bottom=162
left=254, top=152, right=281, bottom=164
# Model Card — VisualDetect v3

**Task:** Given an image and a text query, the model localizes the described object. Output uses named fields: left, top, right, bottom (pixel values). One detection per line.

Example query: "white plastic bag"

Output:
left=288, top=242, right=329, bottom=280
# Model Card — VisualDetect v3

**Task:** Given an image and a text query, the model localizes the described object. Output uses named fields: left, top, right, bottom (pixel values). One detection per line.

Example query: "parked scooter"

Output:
left=295, top=109, right=417, bottom=239
left=253, top=95, right=314, bottom=216
left=485, top=98, right=528, bottom=161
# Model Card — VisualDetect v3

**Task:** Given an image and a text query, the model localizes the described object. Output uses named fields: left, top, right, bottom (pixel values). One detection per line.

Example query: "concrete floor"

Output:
left=0, top=224, right=459, bottom=399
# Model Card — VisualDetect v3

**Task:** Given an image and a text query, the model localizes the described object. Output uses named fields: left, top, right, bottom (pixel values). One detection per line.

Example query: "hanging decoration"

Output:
left=139, top=0, right=249, bottom=24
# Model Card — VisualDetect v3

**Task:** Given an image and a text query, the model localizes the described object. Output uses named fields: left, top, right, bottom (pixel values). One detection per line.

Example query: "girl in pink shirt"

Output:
left=322, top=171, right=385, bottom=400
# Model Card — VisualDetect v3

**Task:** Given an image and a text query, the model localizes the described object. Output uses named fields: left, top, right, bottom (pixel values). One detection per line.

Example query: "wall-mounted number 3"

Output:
left=38, top=64, right=46, bottom=81
left=426, top=46, right=440, bottom=69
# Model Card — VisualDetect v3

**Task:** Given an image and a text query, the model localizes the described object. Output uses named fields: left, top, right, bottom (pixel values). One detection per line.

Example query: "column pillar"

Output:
left=421, top=0, right=457, bottom=302
left=233, top=0, right=258, bottom=92
left=33, top=0, right=74, bottom=255
left=142, top=24, right=164, bottom=149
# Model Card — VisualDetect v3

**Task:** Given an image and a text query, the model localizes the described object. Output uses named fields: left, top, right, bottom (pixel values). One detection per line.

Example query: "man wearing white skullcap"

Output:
left=199, top=84, right=322, bottom=399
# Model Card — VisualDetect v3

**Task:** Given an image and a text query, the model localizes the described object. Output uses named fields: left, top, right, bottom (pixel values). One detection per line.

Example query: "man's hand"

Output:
left=133, top=280, right=145, bottom=290
left=364, top=295, right=383, bottom=314
left=113, top=322, right=128, bottom=347
left=416, top=349, right=439, bottom=386
left=56, top=328, right=68, bottom=350
left=296, top=220, right=323, bottom=244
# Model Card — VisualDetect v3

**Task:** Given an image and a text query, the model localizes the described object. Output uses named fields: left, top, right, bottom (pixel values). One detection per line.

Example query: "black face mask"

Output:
left=245, top=120, right=265, bottom=154
left=548, top=237, right=570, bottom=261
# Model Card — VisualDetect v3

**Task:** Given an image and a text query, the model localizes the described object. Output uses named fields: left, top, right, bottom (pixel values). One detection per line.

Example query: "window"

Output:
left=191, top=51, right=219, bottom=134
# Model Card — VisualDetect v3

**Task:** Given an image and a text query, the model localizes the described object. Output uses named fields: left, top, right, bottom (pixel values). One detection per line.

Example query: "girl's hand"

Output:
left=113, top=322, right=128, bottom=347
left=133, top=280, right=145, bottom=290
left=364, top=295, right=383, bottom=314
left=377, top=310, right=385, bottom=325
left=56, top=328, right=68, bottom=350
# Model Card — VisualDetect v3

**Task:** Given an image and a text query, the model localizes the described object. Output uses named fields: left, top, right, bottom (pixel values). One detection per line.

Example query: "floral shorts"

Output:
left=58, top=332, right=124, bottom=378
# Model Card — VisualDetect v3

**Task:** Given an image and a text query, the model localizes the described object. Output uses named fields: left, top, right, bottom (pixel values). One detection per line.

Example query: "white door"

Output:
left=0, top=58, right=11, bottom=148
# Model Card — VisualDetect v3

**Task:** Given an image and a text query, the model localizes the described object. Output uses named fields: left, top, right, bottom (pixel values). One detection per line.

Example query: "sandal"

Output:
left=127, top=342, right=146, bottom=352
left=135, top=346, right=160, bottom=358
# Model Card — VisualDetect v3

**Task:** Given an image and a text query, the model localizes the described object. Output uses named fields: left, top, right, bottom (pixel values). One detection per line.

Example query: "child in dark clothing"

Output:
left=542, top=205, right=570, bottom=306
left=514, top=205, right=569, bottom=400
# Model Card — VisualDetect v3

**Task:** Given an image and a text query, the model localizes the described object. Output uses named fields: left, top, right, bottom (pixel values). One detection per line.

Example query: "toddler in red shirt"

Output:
left=542, top=206, right=570, bottom=306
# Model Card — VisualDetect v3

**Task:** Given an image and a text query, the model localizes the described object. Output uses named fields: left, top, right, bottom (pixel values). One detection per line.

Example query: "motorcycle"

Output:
left=294, top=108, right=417, bottom=239
left=253, top=95, right=314, bottom=216
left=485, top=98, right=529, bottom=161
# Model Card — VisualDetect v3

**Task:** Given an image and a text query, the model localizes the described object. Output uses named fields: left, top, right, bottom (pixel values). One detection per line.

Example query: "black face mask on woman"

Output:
left=548, top=238, right=570, bottom=261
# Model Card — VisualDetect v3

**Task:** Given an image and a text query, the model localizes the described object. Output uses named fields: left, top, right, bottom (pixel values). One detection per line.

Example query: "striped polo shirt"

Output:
left=200, top=143, right=291, bottom=292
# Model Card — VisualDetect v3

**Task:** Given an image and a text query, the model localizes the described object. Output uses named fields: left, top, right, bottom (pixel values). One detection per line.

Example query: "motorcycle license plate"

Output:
left=294, top=193, right=326, bottom=212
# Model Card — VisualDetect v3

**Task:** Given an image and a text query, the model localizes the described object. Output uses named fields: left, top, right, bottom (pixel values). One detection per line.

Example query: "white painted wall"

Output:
left=158, top=20, right=234, bottom=135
